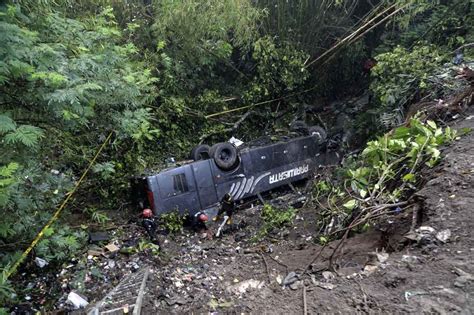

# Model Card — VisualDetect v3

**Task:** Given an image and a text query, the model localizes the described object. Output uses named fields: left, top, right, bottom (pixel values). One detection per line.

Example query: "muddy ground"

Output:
left=10, top=109, right=474, bottom=314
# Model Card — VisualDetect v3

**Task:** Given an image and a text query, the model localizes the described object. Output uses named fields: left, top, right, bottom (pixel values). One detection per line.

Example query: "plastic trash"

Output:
left=67, top=291, right=88, bottom=309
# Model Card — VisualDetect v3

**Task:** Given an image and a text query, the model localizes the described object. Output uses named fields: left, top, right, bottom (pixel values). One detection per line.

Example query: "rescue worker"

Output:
left=192, top=211, right=209, bottom=232
left=214, top=193, right=235, bottom=225
left=141, top=208, right=158, bottom=243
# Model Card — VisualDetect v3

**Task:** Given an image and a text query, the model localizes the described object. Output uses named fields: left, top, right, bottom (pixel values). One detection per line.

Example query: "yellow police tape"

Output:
left=5, top=131, right=114, bottom=279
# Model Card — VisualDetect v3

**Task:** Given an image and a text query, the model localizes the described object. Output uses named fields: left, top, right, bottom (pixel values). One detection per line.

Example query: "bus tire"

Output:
left=210, top=142, right=239, bottom=170
left=190, top=144, right=211, bottom=161
left=308, top=126, right=327, bottom=144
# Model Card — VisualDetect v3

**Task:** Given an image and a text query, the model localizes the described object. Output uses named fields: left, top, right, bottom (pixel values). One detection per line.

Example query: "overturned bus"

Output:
left=132, top=125, right=338, bottom=217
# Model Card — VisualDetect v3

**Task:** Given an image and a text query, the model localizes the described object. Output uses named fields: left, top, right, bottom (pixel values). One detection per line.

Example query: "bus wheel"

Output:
left=190, top=144, right=211, bottom=161
left=308, top=126, right=327, bottom=144
left=210, top=142, right=239, bottom=170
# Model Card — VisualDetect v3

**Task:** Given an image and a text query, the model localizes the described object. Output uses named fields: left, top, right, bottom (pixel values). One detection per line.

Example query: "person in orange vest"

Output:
left=141, top=208, right=158, bottom=243
left=192, top=211, right=209, bottom=232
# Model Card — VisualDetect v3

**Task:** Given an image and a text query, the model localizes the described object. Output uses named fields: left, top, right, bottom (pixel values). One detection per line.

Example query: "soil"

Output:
left=9, top=109, right=474, bottom=314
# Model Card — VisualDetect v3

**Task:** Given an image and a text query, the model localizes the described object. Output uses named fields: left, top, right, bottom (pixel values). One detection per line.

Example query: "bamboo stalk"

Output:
left=304, top=3, right=399, bottom=68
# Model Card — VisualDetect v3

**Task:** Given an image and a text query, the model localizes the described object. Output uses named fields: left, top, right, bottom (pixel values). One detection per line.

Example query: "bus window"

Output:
left=173, top=173, right=188, bottom=194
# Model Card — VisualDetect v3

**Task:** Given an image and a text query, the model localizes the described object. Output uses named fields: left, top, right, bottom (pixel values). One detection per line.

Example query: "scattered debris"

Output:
left=283, top=272, right=299, bottom=286
left=105, top=243, right=120, bottom=253
left=208, top=298, right=233, bottom=310
left=402, top=255, right=421, bottom=264
left=289, top=280, right=303, bottom=290
left=366, top=251, right=389, bottom=266
left=376, top=252, right=389, bottom=264
left=311, top=276, right=336, bottom=290
left=363, top=265, right=379, bottom=275
left=229, top=136, right=244, bottom=147
left=276, top=274, right=283, bottom=285
left=435, top=229, right=451, bottom=243
left=67, top=292, right=88, bottom=309
left=89, top=232, right=110, bottom=243
left=322, top=271, right=335, bottom=281
left=167, top=296, right=188, bottom=306
left=404, top=290, right=429, bottom=301
left=228, top=279, right=264, bottom=295
left=87, top=249, right=103, bottom=256
left=405, top=226, right=437, bottom=245
left=34, top=257, right=48, bottom=268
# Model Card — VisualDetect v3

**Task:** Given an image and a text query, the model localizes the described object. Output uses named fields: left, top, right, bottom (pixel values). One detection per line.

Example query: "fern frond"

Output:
left=4, top=125, right=44, bottom=147
left=0, top=115, right=16, bottom=133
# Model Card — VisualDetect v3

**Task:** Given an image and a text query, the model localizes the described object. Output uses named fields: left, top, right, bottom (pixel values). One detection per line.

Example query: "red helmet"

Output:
left=198, top=213, right=209, bottom=222
left=142, top=209, right=153, bottom=218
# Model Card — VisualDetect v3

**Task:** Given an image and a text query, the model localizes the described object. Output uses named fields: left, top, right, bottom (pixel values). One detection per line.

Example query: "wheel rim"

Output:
left=219, top=149, right=231, bottom=161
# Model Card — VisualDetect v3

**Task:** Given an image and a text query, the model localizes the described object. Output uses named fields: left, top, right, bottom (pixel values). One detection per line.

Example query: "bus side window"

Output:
left=173, top=173, right=188, bottom=194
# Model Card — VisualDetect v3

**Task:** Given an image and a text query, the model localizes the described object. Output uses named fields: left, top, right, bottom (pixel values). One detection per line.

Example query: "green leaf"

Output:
left=343, top=199, right=357, bottom=210
left=43, top=227, right=54, bottom=237
left=402, top=173, right=415, bottom=182
left=393, top=126, right=410, bottom=139
left=427, top=120, right=437, bottom=129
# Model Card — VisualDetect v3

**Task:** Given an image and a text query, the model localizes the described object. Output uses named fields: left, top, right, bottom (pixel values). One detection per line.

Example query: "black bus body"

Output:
left=134, top=133, right=337, bottom=217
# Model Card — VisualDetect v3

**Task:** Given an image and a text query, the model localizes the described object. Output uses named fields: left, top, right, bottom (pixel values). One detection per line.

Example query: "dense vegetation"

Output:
left=0, top=0, right=472, bottom=309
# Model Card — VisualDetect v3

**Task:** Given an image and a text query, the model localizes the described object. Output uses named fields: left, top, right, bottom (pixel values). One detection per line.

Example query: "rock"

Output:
left=34, top=257, right=48, bottom=268
left=67, top=292, right=88, bottom=309
left=454, top=277, right=469, bottom=288
left=322, top=271, right=335, bottom=281
left=435, top=229, right=451, bottom=243
left=283, top=272, right=298, bottom=286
